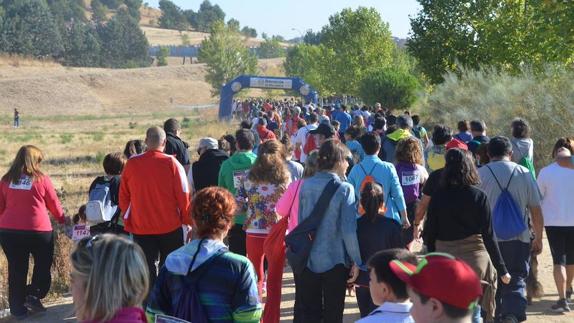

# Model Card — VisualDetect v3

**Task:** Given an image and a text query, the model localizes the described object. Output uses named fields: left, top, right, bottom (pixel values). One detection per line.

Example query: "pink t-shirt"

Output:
left=275, top=180, right=303, bottom=232
left=0, top=175, right=64, bottom=231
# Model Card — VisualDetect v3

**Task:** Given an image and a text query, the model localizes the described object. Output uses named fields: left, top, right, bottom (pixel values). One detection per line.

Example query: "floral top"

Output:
left=236, top=178, right=288, bottom=234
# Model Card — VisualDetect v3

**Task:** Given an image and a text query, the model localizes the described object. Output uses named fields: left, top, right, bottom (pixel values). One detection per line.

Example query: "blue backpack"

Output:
left=486, top=166, right=527, bottom=240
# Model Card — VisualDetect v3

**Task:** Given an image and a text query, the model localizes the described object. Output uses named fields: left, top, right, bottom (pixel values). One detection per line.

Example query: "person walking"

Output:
left=13, top=108, right=20, bottom=128
left=478, top=136, right=544, bottom=323
left=0, top=145, right=69, bottom=320
left=425, top=148, right=510, bottom=322
left=146, top=187, right=262, bottom=323
left=381, top=115, right=423, bottom=164
left=292, top=140, right=362, bottom=323
left=537, top=138, right=574, bottom=312
left=218, top=129, right=257, bottom=256
left=191, top=137, right=229, bottom=193
left=510, top=118, right=536, bottom=179
left=163, top=118, right=191, bottom=173
left=119, top=127, right=191, bottom=291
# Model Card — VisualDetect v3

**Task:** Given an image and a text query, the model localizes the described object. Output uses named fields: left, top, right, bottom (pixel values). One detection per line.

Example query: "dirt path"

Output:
left=3, top=237, right=572, bottom=323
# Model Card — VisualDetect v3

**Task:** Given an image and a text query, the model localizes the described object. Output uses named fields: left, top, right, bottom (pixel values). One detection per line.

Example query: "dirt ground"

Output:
left=1, top=236, right=571, bottom=323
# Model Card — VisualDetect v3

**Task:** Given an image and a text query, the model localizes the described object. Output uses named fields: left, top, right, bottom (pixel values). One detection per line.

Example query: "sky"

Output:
left=146, top=0, right=421, bottom=39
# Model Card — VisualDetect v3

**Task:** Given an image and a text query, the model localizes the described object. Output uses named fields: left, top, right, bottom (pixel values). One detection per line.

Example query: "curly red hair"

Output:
left=192, top=187, right=236, bottom=238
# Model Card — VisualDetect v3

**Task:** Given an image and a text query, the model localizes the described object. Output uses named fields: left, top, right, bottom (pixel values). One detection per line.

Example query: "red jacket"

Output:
left=119, top=150, right=191, bottom=235
left=0, top=175, right=64, bottom=231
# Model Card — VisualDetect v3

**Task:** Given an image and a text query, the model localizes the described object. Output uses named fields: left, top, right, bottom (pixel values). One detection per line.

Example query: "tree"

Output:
left=0, top=0, right=64, bottom=58
left=183, top=9, right=197, bottom=28
left=226, top=18, right=240, bottom=32
left=91, top=0, right=108, bottom=22
left=261, top=32, right=268, bottom=40
left=303, top=30, right=322, bottom=45
left=157, top=46, right=169, bottom=66
left=195, top=0, right=225, bottom=32
left=100, top=0, right=121, bottom=9
left=284, top=44, right=334, bottom=95
left=198, top=21, right=257, bottom=96
left=320, top=7, right=395, bottom=95
left=97, top=9, right=150, bottom=68
left=359, top=67, right=421, bottom=110
left=241, top=26, right=257, bottom=38
left=180, top=33, right=190, bottom=46
left=63, top=22, right=101, bottom=66
left=258, top=36, right=286, bottom=59
left=159, top=0, right=187, bottom=30
left=124, top=0, right=142, bottom=22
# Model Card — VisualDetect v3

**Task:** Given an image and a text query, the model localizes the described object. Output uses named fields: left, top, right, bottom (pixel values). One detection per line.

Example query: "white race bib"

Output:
left=72, top=225, right=91, bottom=241
left=401, top=172, right=420, bottom=186
left=9, top=176, right=33, bottom=190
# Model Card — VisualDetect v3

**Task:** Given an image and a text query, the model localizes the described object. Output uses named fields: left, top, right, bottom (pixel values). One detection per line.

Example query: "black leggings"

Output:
left=0, top=230, right=54, bottom=316
left=545, top=226, right=574, bottom=265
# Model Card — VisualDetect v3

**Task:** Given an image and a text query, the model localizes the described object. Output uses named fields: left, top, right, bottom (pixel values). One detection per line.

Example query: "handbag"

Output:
left=285, top=179, right=340, bottom=274
left=263, top=181, right=302, bottom=256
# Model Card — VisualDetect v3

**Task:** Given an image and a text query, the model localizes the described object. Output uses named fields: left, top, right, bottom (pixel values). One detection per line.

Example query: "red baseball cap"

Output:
left=390, top=253, right=482, bottom=310
left=446, top=138, right=468, bottom=151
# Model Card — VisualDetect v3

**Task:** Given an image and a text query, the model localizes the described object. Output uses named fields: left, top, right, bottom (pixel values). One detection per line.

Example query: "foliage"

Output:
left=303, top=30, right=322, bottom=45
left=180, top=33, right=190, bottom=46
left=241, top=26, right=257, bottom=38
left=226, top=18, right=240, bottom=32
left=124, top=0, right=142, bottom=22
left=420, top=65, right=574, bottom=167
left=0, top=0, right=64, bottom=58
left=158, top=0, right=187, bottom=30
left=198, top=21, right=257, bottom=96
left=320, top=7, right=395, bottom=95
left=257, top=36, right=286, bottom=59
left=100, top=0, right=121, bottom=9
left=97, top=9, right=150, bottom=68
left=408, top=0, right=574, bottom=84
left=284, top=44, right=334, bottom=95
left=91, top=0, right=108, bottom=22
left=63, top=22, right=101, bottom=66
left=359, top=67, right=421, bottom=110
left=47, top=0, right=86, bottom=25
left=191, top=0, right=225, bottom=32
left=157, top=46, right=169, bottom=66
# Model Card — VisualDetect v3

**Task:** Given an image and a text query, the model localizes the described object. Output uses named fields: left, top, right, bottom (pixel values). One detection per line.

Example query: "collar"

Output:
left=364, top=155, right=381, bottom=161
left=370, top=301, right=412, bottom=315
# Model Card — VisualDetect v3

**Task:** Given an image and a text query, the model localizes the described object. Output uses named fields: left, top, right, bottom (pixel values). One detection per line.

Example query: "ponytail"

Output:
left=360, top=182, right=385, bottom=222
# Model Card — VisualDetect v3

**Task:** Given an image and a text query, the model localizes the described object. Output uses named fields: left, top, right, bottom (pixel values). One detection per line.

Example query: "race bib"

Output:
left=233, top=170, right=249, bottom=191
left=155, top=314, right=191, bottom=323
left=72, top=225, right=91, bottom=241
left=401, top=172, right=420, bottom=186
left=9, top=176, right=33, bottom=190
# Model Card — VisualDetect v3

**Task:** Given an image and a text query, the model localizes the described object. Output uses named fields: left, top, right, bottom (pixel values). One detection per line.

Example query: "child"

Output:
left=72, top=205, right=87, bottom=225
left=345, top=127, right=366, bottom=163
left=356, top=249, right=418, bottom=322
left=71, top=234, right=148, bottom=323
left=87, top=152, right=127, bottom=235
left=395, top=137, right=428, bottom=249
left=390, top=253, right=482, bottom=323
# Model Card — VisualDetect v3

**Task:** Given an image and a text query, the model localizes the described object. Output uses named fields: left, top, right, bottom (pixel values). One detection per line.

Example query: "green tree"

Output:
left=100, top=0, right=121, bottom=9
left=241, top=26, right=257, bottom=38
left=198, top=21, right=257, bottom=96
left=63, top=22, right=101, bottom=66
left=258, top=36, right=286, bottom=58
left=159, top=0, right=187, bottom=30
left=183, top=9, right=197, bottom=29
left=359, top=67, right=421, bottom=110
left=227, top=18, right=240, bottom=32
left=284, top=44, right=334, bottom=95
left=303, top=30, right=322, bottom=45
left=320, top=7, right=395, bottom=95
left=124, top=0, right=142, bottom=22
left=157, top=46, right=169, bottom=66
left=97, top=9, right=150, bottom=68
left=195, top=0, right=225, bottom=32
left=91, top=0, right=108, bottom=22
left=0, top=0, right=64, bottom=57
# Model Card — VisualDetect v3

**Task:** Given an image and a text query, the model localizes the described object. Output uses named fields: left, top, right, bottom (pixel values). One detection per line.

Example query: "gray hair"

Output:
left=146, top=126, right=166, bottom=149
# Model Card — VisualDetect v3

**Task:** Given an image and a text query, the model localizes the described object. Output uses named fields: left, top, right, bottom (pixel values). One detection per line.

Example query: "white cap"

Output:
left=198, top=137, right=218, bottom=150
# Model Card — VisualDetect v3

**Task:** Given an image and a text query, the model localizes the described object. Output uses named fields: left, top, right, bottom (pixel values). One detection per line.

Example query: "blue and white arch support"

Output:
left=218, top=75, right=318, bottom=120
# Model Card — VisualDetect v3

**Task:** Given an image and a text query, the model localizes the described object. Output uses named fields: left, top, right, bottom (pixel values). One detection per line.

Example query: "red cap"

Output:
left=446, top=138, right=468, bottom=151
left=390, top=253, right=482, bottom=310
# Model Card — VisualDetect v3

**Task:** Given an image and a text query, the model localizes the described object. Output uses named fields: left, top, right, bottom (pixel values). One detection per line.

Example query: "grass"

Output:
left=0, top=107, right=237, bottom=312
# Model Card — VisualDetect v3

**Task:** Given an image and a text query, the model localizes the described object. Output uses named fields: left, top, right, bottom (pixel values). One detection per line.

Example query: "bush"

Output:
left=157, top=46, right=169, bottom=66
left=419, top=65, right=574, bottom=168
left=359, top=67, right=421, bottom=110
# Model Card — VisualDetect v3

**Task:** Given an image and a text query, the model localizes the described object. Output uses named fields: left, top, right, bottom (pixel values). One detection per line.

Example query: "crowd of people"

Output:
left=0, top=99, right=573, bottom=323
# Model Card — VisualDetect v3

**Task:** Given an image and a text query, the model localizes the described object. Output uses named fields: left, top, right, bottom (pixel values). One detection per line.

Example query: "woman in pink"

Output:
left=0, top=145, right=68, bottom=320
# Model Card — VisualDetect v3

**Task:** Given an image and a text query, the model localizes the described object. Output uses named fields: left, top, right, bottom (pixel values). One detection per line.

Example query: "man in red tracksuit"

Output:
left=120, top=126, right=191, bottom=289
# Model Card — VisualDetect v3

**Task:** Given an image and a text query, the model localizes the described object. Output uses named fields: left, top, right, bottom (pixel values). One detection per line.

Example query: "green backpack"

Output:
left=515, top=144, right=536, bottom=181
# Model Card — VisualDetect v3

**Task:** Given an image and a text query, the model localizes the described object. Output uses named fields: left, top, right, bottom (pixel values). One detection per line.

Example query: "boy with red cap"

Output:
left=390, top=253, right=482, bottom=323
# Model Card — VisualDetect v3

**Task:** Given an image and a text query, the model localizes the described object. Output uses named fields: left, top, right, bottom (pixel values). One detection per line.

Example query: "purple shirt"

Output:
left=395, top=162, right=428, bottom=203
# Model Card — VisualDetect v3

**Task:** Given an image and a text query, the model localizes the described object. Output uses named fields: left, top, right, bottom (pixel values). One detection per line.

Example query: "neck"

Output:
left=490, top=156, right=510, bottom=162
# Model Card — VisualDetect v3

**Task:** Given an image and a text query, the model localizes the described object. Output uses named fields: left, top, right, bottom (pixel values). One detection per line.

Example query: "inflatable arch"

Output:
left=218, top=75, right=318, bottom=120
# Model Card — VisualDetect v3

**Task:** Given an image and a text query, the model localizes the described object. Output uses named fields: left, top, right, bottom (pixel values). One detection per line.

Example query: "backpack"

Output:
left=426, top=146, right=446, bottom=172
left=486, top=165, right=527, bottom=240
left=513, top=143, right=536, bottom=180
left=85, top=178, right=117, bottom=224
left=358, top=164, right=382, bottom=215
left=412, top=126, right=423, bottom=140
left=173, top=240, right=226, bottom=323
left=303, top=128, right=318, bottom=155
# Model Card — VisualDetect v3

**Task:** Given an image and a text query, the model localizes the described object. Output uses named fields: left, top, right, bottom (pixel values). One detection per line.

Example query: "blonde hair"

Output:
left=2, top=145, right=44, bottom=184
left=71, top=234, right=149, bottom=322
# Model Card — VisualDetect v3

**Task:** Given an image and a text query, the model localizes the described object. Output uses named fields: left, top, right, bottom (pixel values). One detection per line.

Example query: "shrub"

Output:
left=359, top=66, right=421, bottom=110
left=157, top=46, right=169, bottom=66
left=419, top=65, right=574, bottom=168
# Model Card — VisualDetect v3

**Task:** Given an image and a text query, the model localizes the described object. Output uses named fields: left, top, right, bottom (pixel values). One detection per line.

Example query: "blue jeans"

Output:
left=472, top=305, right=482, bottom=323
left=496, top=240, right=531, bottom=322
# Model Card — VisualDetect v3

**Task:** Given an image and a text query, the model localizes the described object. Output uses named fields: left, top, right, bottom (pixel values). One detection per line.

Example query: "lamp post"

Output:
left=291, top=28, right=304, bottom=43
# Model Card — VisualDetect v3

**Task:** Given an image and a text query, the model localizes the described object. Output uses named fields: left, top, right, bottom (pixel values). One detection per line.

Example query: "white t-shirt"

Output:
left=294, top=123, right=318, bottom=163
left=537, top=162, right=574, bottom=226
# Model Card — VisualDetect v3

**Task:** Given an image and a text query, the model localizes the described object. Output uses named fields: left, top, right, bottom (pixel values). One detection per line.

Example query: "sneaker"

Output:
left=551, top=298, right=571, bottom=313
left=12, top=310, right=29, bottom=321
left=567, top=288, right=573, bottom=300
left=498, top=315, right=519, bottom=323
left=25, top=295, right=47, bottom=312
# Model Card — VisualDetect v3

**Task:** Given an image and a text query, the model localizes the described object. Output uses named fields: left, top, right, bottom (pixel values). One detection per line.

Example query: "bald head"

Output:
left=146, top=126, right=167, bottom=150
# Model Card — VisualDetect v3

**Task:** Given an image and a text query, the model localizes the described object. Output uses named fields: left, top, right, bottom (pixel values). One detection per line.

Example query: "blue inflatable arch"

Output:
left=218, top=75, right=318, bottom=120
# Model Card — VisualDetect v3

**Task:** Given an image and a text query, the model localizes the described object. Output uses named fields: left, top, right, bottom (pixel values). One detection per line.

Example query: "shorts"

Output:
left=545, top=226, right=574, bottom=266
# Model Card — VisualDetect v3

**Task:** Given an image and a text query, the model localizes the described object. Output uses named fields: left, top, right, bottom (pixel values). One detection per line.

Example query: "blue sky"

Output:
left=146, top=0, right=421, bottom=39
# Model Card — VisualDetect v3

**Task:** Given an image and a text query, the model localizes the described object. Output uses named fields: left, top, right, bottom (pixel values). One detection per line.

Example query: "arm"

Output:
left=529, top=206, right=544, bottom=255
left=43, top=177, right=65, bottom=224
left=389, top=166, right=409, bottom=223
left=232, top=262, right=263, bottom=323
left=119, top=165, right=131, bottom=217
left=341, top=185, right=362, bottom=266
left=0, top=183, right=6, bottom=215
left=275, top=181, right=297, bottom=218
left=479, top=193, right=508, bottom=275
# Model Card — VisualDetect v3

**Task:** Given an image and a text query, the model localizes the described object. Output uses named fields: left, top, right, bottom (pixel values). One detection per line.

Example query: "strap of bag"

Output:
left=287, top=181, right=303, bottom=220
left=294, top=179, right=340, bottom=233
left=486, top=164, right=518, bottom=191
left=185, top=239, right=227, bottom=284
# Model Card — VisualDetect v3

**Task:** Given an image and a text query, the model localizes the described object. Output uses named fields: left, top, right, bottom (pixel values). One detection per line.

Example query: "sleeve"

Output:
left=275, top=181, right=297, bottom=218
left=43, top=177, right=65, bottom=224
left=536, top=168, right=547, bottom=200
left=119, top=164, right=131, bottom=216
left=425, top=197, right=439, bottom=252
left=172, top=160, right=191, bottom=225
left=178, top=145, right=191, bottom=167
left=232, top=261, right=263, bottom=323
left=526, top=171, right=542, bottom=208
left=389, top=166, right=407, bottom=212
left=341, top=185, right=363, bottom=266
left=479, top=192, right=508, bottom=275
left=0, top=182, right=6, bottom=215
left=145, top=266, right=173, bottom=321
left=110, top=177, right=120, bottom=206
left=347, top=166, right=360, bottom=199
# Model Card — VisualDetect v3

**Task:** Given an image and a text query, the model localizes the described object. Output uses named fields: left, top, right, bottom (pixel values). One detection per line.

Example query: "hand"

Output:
left=500, top=273, right=511, bottom=285
left=347, top=264, right=360, bottom=284
left=401, top=216, right=411, bottom=229
left=531, top=238, right=543, bottom=255
left=413, top=223, right=422, bottom=240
